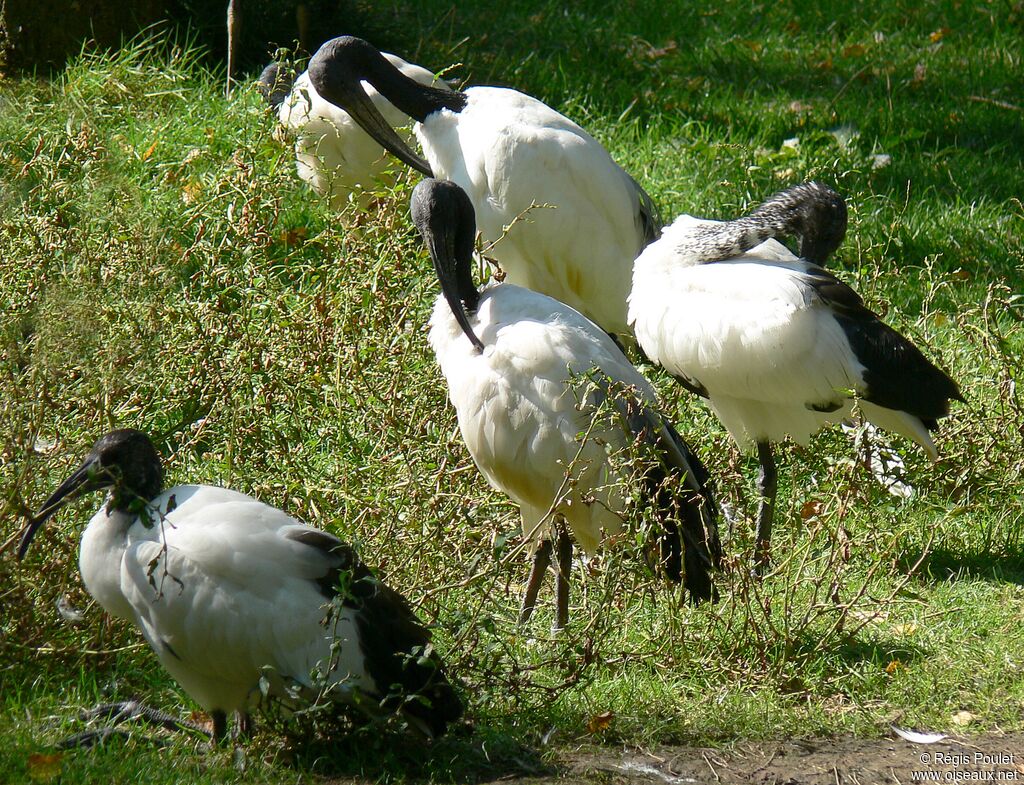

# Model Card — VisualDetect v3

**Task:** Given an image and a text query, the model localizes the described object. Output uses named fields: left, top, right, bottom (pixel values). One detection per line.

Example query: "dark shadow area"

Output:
left=1, top=1, right=406, bottom=76
left=11, top=0, right=1021, bottom=217
left=172, top=0, right=421, bottom=71
left=281, top=724, right=551, bottom=783
left=787, top=631, right=928, bottom=668
left=371, top=1, right=1024, bottom=216
left=896, top=545, right=1024, bottom=585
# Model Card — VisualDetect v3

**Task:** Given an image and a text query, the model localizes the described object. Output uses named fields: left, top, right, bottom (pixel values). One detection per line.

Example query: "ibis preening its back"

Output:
left=308, top=36, right=660, bottom=338
left=628, top=182, right=962, bottom=570
left=18, top=429, right=461, bottom=741
left=412, top=179, right=720, bottom=628
left=258, top=57, right=449, bottom=212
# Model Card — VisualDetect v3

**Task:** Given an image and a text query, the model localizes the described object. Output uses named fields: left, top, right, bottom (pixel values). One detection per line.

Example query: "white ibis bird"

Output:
left=258, top=56, right=450, bottom=211
left=18, top=429, right=461, bottom=743
left=628, top=182, right=963, bottom=570
left=412, top=179, right=720, bottom=628
left=308, top=36, right=660, bottom=338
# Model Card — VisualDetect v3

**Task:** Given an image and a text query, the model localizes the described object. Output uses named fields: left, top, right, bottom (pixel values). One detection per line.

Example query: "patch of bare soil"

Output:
left=497, top=733, right=1024, bottom=784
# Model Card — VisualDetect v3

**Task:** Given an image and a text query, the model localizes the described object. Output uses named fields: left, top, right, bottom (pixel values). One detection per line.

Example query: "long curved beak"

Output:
left=308, top=54, right=433, bottom=177
left=411, top=179, right=484, bottom=353
left=341, top=82, right=433, bottom=177
left=18, top=457, right=102, bottom=560
left=427, top=233, right=485, bottom=353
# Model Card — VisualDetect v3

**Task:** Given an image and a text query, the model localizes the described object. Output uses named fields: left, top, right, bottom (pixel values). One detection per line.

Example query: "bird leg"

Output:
left=553, top=526, right=573, bottom=630
left=518, top=538, right=553, bottom=624
left=55, top=700, right=211, bottom=749
left=754, top=441, right=777, bottom=576
left=225, top=0, right=240, bottom=98
left=211, top=710, right=227, bottom=744
left=232, top=711, right=252, bottom=742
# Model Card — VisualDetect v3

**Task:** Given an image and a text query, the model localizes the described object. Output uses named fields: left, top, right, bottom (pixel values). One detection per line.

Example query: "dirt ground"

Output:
left=492, top=733, right=1024, bottom=784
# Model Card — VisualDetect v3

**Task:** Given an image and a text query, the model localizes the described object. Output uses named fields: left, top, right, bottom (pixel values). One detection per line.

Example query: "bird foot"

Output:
left=53, top=700, right=211, bottom=749
left=56, top=726, right=139, bottom=749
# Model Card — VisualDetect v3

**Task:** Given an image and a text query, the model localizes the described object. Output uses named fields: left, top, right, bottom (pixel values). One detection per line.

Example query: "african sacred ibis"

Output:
left=308, top=36, right=660, bottom=337
left=628, top=182, right=962, bottom=570
left=412, top=179, right=720, bottom=628
left=18, top=429, right=461, bottom=742
left=259, top=56, right=450, bottom=211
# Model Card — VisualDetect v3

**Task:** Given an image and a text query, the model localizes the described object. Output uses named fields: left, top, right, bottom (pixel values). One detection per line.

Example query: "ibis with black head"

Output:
left=412, top=178, right=720, bottom=629
left=18, top=429, right=462, bottom=743
left=628, top=182, right=962, bottom=571
left=308, top=36, right=660, bottom=339
left=259, top=55, right=450, bottom=212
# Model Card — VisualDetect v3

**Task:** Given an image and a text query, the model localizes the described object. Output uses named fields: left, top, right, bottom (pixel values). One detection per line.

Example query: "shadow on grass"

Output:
left=378, top=1, right=1024, bottom=213
left=787, top=631, right=928, bottom=670
left=896, top=546, right=1024, bottom=585
left=284, top=725, right=551, bottom=783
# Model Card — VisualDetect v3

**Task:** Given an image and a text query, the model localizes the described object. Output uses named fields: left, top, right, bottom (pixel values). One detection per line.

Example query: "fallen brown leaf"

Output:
left=648, top=41, right=678, bottom=59
left=885, top=660, right=905, bottom=675
left=27, top=753, right=63, bottom=782
left=800, top=500, right=824, bottom=521
left=189, top=710, right=214, bottom=733
left=587, top=711, right=614, bottom=734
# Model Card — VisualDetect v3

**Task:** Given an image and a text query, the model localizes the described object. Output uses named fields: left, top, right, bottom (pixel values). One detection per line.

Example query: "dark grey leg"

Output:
left=553, top=527, right=573, bottom=630
left=234, top=712, right=253, bottom=741
left=211, top=710, right=227, bottom=745
left=754, top=441, right=777, bottom=575
left=519, top=539, right=554, bottom=624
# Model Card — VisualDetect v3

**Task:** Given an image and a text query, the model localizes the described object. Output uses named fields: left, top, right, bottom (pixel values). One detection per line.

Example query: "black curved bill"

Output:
left=427, top=233, right=485, bottom=353
left=411, top=179, right=485, bottom=352
left=341, top=81, right=434, bottom=177
left=18, top=458, right=101, bottom=560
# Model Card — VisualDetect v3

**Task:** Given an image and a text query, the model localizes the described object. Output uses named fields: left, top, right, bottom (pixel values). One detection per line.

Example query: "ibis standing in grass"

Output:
left=412, top=179, right=720, bottom=628
left=308, top=36, right=660, bottom=338
left=259, top=56, right=450, bottom=212
left=628, top=182, right=962, bottom=571
left=18, top=429, right=462, bottom=742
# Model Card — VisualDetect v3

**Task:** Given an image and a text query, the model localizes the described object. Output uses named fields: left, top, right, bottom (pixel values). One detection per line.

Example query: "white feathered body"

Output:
left=418, top=88, right=652, bottom=336
left=280, top=56, right=442, bottom=209
left=429, top=282, right=659, bottom=553
left=78, top=485, right=370, bottom=714
left=629, top=216, right=936, bottom=455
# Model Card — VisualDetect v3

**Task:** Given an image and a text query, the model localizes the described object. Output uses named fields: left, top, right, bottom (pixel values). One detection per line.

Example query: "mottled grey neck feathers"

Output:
left=678, top=182, right=848, bottom=265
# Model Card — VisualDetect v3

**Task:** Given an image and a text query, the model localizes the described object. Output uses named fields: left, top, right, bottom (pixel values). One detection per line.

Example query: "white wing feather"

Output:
left=420, top=88, right=649, bottom=336
left=113, top=486, right=367, bottom=713
left=430, top=283, right=656, bottom=552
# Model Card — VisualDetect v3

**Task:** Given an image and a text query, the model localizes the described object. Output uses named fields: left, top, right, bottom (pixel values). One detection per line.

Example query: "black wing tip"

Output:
left=406, top=676, right=464, bottom=737
left=648, top=420, right=723, bottom=601
left=837, top=312, right=966, bottom=423
left=349, top=573, right=463, bottom=737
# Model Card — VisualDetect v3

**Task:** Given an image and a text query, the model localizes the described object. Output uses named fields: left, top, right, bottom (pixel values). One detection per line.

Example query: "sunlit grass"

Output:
left=1, top=3, right=1022, bottom=782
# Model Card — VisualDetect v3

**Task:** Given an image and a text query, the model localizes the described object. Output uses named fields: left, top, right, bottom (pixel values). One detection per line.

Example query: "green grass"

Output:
left=1, top=2, right=1023, bottom=782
